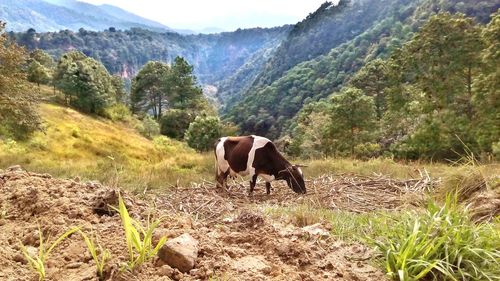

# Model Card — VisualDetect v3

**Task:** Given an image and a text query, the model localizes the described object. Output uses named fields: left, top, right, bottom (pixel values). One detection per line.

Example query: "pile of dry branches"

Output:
left=155, top=173, right=438, bottom=221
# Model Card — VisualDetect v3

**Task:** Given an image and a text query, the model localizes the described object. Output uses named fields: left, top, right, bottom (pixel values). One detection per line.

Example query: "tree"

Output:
left=27, top=60, right=51, bottom=87
left=329, top=87, right=377, bottom=156
left=401, top=13, right=483, bottom=117
left=130, top=61, right=170, bottom=120
left=159, top=109, right=195, bottom=139
left=349, top=59, right=389, bottom=119
left=54, top=51, right=117, bottom=114
left=472, top=10, right=500, bottom=154
left=168, top=56, right=206, bottom=110
left=132, top=57, right=212, bottom=138
left=387, top=12, right=486, bottom=158
left=184, top=116, right=222, bottom=151
left=28, top=49, right=54, bottom=89
left=0, top=22, right=41, bottom=138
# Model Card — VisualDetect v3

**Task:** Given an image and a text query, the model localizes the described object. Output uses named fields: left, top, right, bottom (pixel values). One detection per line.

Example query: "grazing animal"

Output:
left=214, top=135, right=306, bottom=194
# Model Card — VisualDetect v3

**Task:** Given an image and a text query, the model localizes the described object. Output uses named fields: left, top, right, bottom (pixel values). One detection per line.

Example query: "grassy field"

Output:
left=0, top=103, right=214, bottom=191
left=1, top=98, right=498, bottom=193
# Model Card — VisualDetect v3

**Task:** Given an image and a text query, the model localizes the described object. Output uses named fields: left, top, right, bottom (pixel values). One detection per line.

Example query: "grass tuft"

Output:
left=79, top=230, right=111, bottom=280
left=20, top=226, right=80, bottom=281
left=114, top=194, right=167, bottom=270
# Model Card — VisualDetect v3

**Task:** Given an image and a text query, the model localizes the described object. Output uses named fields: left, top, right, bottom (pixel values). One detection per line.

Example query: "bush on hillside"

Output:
left=184, top=116, right=222, bottom=151
left=103, top=103, right=132, bottom=122
left=136, top=116, right=159, bottom=139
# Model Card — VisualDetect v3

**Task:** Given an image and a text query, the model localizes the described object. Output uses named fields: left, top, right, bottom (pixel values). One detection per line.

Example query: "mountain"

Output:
left=0, top=0, right=172, bottom=32
left=7, top=0, right=499, bottom=141
left=224, top=0, right=500, bottom=138
left=11, top=25, right=290, bottom=87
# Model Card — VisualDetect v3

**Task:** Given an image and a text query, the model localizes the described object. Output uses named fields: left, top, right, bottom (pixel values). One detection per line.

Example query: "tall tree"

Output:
left=168, top=56, right=205, bottom=110
left=0, top=22, right=41, bottom=138
left=329, top=87, right=377, bottom=156
left=473, top=10, right=500, bottom=154
left=54, top=51, right=117, bottom=114
left=349, top=59, right=389, bottom=119
left=130, top=61, right=170, bottom=120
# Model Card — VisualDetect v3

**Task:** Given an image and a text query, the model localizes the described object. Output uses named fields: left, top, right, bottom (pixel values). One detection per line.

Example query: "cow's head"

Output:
left=279, top=165, right=306, bottom=194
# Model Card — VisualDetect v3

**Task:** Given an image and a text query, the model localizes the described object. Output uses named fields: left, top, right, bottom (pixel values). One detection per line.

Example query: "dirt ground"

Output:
left=0, top=165, right=435, bottom=281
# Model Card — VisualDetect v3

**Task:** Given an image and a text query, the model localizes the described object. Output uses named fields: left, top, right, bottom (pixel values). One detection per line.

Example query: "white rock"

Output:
left=158, top=233, right=199, bottom=273
left=301, top=223, right=330, bottom=237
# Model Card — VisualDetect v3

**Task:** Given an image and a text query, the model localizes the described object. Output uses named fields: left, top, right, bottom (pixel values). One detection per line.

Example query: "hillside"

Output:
left=0, top=0, right=171, bottom=32
left=11, top=26, right=290, bottom=86
left=225, top=0, right=500, bottom=138
left=0, top=101, right=213, bottom=189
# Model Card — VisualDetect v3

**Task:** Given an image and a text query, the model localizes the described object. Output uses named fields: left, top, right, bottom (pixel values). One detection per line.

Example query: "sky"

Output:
left=79, top=0, right=329, bottom=31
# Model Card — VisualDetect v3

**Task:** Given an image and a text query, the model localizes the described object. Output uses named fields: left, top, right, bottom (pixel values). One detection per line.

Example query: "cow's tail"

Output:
left=214, top=138, right=221, bottom=180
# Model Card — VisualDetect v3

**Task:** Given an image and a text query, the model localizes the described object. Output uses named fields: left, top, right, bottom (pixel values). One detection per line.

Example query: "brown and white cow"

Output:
left=214, top=135, right=306, bottom=194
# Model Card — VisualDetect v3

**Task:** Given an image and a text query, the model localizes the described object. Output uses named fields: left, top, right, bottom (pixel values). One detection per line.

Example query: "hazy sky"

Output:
left=80, top=0, right=329, bottom=31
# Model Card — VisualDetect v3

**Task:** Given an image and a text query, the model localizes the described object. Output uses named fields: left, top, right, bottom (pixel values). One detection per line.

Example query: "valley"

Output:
left=0, top=0, right=499, bottom=280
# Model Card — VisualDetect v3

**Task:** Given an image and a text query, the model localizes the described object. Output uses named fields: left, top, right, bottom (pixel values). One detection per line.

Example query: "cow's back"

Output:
left=224, top=136, right=254, bottom=173
left=215, top=136, right=254, bottom=175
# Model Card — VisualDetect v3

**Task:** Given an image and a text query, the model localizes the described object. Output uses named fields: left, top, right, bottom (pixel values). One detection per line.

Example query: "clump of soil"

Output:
left=1, top=166, right=396, bottom=280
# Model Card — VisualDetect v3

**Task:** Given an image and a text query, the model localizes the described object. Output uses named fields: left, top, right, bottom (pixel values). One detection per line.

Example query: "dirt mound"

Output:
left=0, top=167, right=390, bottom=280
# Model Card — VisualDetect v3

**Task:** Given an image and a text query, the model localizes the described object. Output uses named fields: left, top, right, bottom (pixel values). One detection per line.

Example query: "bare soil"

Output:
left=0, top=166, right=434, bottom=281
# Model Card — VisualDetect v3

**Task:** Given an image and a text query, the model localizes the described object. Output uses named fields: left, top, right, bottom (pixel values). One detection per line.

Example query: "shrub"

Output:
left=103, top=103, right=132, bottom=122
left=136, top=116, right=160, bottom=139
left=184, top=116, right=222, bottom=151
left=160, top=109, right=195, bottom=139
left=354, top=142, right=381, bottom=159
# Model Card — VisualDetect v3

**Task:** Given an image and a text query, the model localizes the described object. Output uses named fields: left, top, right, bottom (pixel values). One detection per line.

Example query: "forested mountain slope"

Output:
left=226, top=0, right=499, bottom=139
left=0, top=0, right=171, bottom=32
left=10, top=26, right=290, bottom=85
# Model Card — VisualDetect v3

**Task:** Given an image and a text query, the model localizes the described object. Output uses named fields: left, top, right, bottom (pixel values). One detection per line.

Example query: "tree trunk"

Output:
left=466, top=64, right=473, bottom=119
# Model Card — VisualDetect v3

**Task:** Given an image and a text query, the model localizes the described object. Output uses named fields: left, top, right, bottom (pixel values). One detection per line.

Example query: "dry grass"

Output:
left=0, top=103, right=214, bottom=190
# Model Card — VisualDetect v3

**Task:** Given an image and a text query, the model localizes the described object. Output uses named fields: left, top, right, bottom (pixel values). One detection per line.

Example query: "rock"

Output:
left=158, top=264, right=175, bottom=277
left=232, top=255, right=271, bottom=273
left=301, top=223, right=330, bottom=238
left=158, top=233, right=199, bottom=273
left=6, top=165, right=23, bottom=172
left=12, top=253, right=26, bottom=264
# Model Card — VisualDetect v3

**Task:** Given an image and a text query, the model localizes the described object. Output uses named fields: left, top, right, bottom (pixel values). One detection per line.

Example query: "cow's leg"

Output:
left=216, top=170, right=229, bottom=190
left=249, top=174, right=257, bottom=195
left=265, top=182, right=272, bottom=195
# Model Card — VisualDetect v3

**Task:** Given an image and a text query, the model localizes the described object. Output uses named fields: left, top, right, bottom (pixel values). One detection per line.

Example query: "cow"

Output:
left=214, top=135, right=306, bottom=195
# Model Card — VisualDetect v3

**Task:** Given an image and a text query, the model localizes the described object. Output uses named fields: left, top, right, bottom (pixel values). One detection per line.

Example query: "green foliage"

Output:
left=290, top=9, right=499, bottom=161
left=11, top=25, right=289, bottom=90
left=329, top=87, right=377, bottom=156
left=27, top=60, right=51, bottom=87
left=159, top=109, right=195, bottom=139
left=131, top=61, right=170, bottom=119
left=136, top=115, right=159, bottom=139
left=54, top=51, right=121, bottom=115
left=27, top=49, right=54, bottom=87
left=372, top=195, right=500, bottom=281
left=79, top=231, right=111, bottom=280
left=103, top=103, right=132, bottom=122
left=20, top=226, right=80, bottom=281
left=0, top=21, right=42, bottom=139
left=115, top=194, right=166, bottom=270
left=184, top=116, right=222, bottom=151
